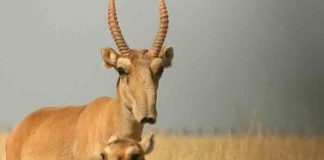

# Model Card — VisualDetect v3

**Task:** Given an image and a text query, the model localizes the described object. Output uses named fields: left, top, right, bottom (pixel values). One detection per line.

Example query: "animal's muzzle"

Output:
left=140, top=117, right=156, bottom=124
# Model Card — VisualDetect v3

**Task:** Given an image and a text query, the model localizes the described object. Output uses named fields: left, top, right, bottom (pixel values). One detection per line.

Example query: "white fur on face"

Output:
left=125, top=145, right=140, bottom=156
left=117, top=58, right=132, bottom=71
left=150, top=58, right=164, bottom=74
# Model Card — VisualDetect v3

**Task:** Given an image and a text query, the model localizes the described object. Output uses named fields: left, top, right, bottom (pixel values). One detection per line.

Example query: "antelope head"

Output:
left=101, top=0, right=174, bottom=124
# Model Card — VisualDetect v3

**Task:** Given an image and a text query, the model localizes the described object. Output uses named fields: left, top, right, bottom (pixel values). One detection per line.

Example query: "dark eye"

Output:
left=130, top=153, right=139, bottom=160
left=117, top=67, right=127, bottom=75
left=100, top=153, right=107, bottom=160
left=156, top=67, right=164, bottom=76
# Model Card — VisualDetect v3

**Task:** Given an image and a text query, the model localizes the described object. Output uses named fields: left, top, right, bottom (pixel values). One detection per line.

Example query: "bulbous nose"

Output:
left=140, top=117, right=156, bottom=124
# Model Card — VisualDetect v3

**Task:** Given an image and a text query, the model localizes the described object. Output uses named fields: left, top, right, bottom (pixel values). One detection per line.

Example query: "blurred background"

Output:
left=0, top=0, right=323, bottom=135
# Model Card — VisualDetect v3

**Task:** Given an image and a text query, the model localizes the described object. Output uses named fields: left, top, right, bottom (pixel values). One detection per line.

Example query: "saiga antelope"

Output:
left=6, top=0, right=173, bottom=159
left=101, top=133, right=154, bottom=160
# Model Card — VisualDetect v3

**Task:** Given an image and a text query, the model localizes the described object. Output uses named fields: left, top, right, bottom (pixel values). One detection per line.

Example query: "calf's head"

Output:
left=101, top=133, right=154, bottom=160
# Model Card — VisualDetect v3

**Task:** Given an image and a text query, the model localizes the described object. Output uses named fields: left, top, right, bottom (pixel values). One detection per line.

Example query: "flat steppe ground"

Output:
left=148, top=134, right=324, bottom=160
left=1, top=132, right=324, bottom=160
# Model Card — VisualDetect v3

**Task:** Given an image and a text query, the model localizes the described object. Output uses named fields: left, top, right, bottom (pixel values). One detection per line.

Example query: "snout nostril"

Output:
left=140, top=118, right=147, bottom=124
left=140, top=117, right=156, bottom=124
left=147, top=117, right=156, bottom=124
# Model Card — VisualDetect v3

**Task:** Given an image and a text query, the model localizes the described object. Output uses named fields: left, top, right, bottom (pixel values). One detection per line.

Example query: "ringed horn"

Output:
left=108, top=0, right=131, bottom=55
left=107, top=0, right=170, bottom=57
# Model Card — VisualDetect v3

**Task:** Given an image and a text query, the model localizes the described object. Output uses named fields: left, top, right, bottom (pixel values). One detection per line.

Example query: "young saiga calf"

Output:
left=100, top=133, right=154, bottom=160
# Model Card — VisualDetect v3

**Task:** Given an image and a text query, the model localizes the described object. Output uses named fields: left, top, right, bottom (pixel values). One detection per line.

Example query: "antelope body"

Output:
left=6, top=0, right=173, bottom=159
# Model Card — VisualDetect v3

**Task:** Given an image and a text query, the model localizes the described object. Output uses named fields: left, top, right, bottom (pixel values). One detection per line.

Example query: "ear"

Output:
left=159, top=46, right=174, bottom=68
left=140, top=133, right=154, bottom=155
left=101, top=47, right=119, bottom=68
left=107, top=135, right=119, bottom=145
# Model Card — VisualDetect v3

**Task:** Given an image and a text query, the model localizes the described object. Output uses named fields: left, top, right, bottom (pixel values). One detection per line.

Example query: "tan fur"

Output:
left=6, top=48, right=173, bottom=160
left=102, top=134, right=154, bottom=160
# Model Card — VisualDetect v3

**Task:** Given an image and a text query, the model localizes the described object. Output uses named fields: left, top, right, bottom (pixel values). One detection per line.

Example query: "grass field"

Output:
left=0, top=132, right=323, bottom=160
left=147, top=134, right=324, bottom=160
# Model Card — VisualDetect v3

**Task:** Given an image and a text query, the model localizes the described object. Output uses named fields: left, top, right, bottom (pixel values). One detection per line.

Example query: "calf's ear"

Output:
left=107, top=135, right=119, bottom=145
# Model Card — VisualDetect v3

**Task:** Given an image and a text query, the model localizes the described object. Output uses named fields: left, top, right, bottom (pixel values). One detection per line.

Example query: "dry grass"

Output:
left=0, top=133, right=323, bottom=160
left=147, top=134, right=324, bottom=160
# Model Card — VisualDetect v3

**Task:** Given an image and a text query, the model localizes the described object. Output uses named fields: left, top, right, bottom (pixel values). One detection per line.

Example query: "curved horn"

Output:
left=108, top=0, right=131, bottom=55
left=149, top=0, right=169, bottom=57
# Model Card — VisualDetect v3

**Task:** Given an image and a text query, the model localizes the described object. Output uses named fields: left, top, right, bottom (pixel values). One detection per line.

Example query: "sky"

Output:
left=0, top=0, right=323, bottom=134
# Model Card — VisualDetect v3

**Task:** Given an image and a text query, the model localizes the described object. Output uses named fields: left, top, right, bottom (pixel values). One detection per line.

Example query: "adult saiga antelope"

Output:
left=6, top=0, right=173, bottom=159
